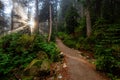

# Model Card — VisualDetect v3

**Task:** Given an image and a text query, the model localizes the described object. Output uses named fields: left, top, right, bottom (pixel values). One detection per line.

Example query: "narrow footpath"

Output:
left=56, top=38, right=109, bottom=80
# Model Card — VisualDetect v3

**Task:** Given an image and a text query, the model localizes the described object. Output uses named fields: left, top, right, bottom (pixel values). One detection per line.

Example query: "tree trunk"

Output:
left=11, top=8, right=14, bottom=30
left=56, top=18, right=58, bottom=33
left=85, top=7, right=91, bottom=37
left=48, top=5, right=52, bottom=42
left=33, top=0, right=39, bottom=34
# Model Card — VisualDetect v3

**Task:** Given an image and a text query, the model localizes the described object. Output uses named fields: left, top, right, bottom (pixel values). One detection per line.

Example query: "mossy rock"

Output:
left=40, top=59, right=50, bottom=71
left=36, top=51, right=48, bottom=59
left=24, top=59, right=42, bottom=76
left=39, top=59, right=51, bottom=77
left=24, top=59, right=50, bottom=76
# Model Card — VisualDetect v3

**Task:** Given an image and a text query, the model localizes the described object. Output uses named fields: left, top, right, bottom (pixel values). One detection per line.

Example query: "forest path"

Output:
left=56, top=38, right=109, bottom=80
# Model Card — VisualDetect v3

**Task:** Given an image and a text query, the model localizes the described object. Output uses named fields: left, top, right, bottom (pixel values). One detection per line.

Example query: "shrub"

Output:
left=0, top=33, right=60, bottom=79
left=64, top=39, right=76, bottom=48
left=57, top=32, right=70, bottom=40
left=38, top=42, right=60, bottom=62
left=95, top=45, right=120, bottom=76
left=0, top=33, right=36, bottom=76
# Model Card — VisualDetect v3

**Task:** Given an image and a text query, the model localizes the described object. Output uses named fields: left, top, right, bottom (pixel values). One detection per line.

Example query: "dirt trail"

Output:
left=56, top=38, right=109, bottom=80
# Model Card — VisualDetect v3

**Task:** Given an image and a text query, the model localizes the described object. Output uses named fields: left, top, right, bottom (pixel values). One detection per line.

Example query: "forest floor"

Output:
left=56, top=38, right=110, bottom=80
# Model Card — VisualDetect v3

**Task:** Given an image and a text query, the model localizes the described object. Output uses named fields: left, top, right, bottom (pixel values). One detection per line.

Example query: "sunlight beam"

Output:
left=29, top=18, right=35, bottom=34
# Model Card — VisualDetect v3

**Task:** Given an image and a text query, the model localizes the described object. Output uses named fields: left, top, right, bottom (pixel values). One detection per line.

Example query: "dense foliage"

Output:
left=0, top=33, right=60, bottom=79
left=65, top=6, right=79, bottom=34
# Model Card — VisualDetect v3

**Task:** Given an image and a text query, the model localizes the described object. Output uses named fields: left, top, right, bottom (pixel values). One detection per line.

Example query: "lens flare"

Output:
left=29, top=18, right=35, bottom=33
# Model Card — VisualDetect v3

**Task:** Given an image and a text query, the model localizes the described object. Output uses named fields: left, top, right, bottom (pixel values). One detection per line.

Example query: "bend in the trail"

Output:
left=56, top=38, right=109, bottom=80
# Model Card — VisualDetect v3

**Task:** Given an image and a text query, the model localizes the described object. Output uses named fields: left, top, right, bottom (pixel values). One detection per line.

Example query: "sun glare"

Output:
left=1, top=0, right=36, bottom=34
left=29, top=19, right=35, bottom=33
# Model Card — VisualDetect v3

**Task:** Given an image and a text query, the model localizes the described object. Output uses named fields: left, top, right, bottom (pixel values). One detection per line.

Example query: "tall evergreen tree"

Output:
left=65, top=6, right=79, bottom=34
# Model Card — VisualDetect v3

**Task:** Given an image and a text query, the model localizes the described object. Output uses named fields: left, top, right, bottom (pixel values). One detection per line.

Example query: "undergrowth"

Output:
left=0, top=33, right=60, bottom=79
